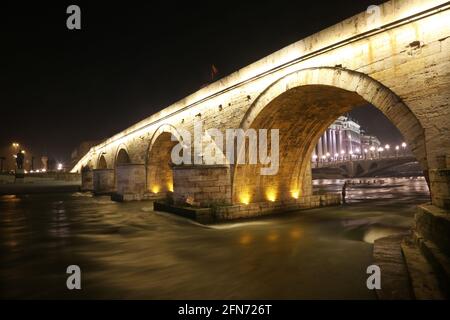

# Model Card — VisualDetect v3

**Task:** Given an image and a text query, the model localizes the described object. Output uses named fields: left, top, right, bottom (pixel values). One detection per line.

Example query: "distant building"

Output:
left=360, top=131, right=381, bottom=152
left=313, top=116, right=364, bottom=159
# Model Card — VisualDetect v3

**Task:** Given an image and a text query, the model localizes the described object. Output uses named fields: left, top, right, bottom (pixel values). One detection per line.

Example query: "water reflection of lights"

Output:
left=51, top=201, right=70, bottom=237
left=0, top=195, right=20, bottom=202
left=267, top=232, right=279, bottom=242
left=290, top=228, right=302, bottom=239
left=239, top=234, right=253, bottom=245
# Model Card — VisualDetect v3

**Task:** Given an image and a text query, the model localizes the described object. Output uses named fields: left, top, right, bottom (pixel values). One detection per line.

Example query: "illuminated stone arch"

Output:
left=233, top=67, right=427, bottom=204
left=145, top=124, right=184, bottom=194
left=97, top=153, right=108, bottom=169
left=115, top=144, right=131, bottom=167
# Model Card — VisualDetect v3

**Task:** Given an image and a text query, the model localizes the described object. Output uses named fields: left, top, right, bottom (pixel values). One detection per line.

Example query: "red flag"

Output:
left=211, top=64, right=219, bottom=81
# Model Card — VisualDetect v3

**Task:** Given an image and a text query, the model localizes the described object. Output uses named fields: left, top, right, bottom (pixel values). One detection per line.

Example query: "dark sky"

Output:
left=1, top=0, right=397, bottom=163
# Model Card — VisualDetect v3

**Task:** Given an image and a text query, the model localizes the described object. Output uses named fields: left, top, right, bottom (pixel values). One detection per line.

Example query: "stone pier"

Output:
left=112, top=164, right=146, bottom=201
left=93, top=169, right=115, bottom=195
left=81, top=169, right=94, bottom=192
left=172, top=165, right=232, bottom=207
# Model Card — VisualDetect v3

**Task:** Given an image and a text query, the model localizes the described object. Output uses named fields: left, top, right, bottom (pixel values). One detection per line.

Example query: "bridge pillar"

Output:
left=112, top=164, right=146, bottom=201
left=429, top=156, right=450, bottom=210
left=93, top=169, right=115, bottom=195
left=81, top=169, right=94, bottom=192
left=172, top=165, right=232, bottom=207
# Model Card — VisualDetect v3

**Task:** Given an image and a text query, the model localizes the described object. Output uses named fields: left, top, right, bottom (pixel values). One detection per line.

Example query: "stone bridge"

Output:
left=73, top=0, right=450, bottom=218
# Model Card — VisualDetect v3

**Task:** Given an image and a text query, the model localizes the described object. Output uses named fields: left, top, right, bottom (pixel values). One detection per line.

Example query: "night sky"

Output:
left=1, top=0, right=399, bottom=163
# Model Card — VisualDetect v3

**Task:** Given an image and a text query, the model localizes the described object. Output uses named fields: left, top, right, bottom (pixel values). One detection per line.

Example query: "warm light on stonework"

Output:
left=240, top=193, right=250, bottom=205
left=266, top=189, right=277, bottom=202
left=151, top=185, right=160, bottom=194
left=167, top=183, right=174, bottom=192
left=291, top=190, right=300, bottom=199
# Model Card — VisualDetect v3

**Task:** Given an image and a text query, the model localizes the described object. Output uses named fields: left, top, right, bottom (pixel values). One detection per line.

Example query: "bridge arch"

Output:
left=233, top=67, right=427, bottom=204
left=115, top=145, right=131, bottom=166
left=145, top=124, right=184, bottom=194
left=97, top=154, right=108, bottom=169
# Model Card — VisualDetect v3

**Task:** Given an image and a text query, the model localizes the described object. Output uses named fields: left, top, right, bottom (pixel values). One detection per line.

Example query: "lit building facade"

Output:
left=313, top=116, right=363, bottom=160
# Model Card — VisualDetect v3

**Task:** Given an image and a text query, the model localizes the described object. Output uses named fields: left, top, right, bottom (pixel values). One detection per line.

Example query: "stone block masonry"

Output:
left=93, top=169, right=114, bottom=195
left=173, top=164, right=232, bottom=207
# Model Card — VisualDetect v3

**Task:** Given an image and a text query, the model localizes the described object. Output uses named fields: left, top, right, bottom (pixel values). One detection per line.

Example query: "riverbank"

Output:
left=0, top=174, right=81, bottom=195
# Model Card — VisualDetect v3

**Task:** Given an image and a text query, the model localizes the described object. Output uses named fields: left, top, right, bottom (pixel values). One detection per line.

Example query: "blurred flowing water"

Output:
left=0, top=177, right=429, bottom=299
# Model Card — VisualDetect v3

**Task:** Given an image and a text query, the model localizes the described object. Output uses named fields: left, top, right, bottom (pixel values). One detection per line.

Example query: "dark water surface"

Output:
left=0, top=177, right=429, bottom=299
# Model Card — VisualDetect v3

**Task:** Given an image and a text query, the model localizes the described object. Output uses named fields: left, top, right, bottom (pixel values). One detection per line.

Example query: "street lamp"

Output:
left=378, top=147, right=384, bottom=158
left=340, top=150, right=345, bottom=161
left=401, top=142, right=407, bottom=156
left=312, top=154, right=318, bottom=167
left=369, top=146, right=375, bottom=159
left=385, top=144, right=390, bottom=158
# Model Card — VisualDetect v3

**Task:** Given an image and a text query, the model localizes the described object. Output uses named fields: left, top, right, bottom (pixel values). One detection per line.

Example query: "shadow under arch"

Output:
left=97, top=154, right=108, bottom=169
left=145, top=124, right=184, bottom=194
left=115, top=146, right=131, bottom=167
left=232, top=67, right=427, bottom=204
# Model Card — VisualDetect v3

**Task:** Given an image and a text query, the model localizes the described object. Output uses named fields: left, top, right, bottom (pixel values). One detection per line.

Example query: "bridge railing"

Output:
left=311, top=153, right=415, bottom=168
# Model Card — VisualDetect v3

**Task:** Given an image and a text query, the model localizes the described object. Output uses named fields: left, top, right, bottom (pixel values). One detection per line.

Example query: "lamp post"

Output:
left=385, top=144, right=390, bottom=158
left=401, top=142, right=407, bottom=156
left=395, top=145, right=400, bottom=158
left=378, top=147, right=384, bottom=159
left=370, top=146, right=376, bottom=159
left=312, top=154, right=318, bottom=168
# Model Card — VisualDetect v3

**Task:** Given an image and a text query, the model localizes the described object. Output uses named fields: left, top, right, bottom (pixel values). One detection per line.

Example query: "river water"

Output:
left=0, top=177, right=429, bottom=299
